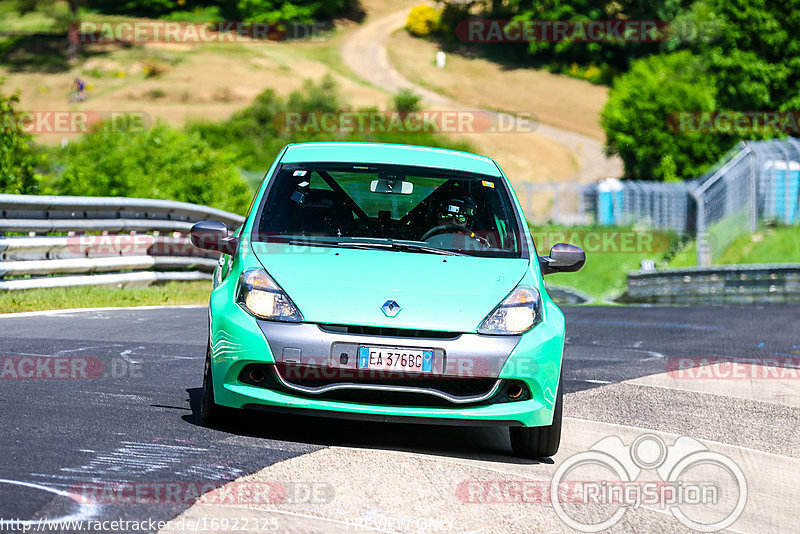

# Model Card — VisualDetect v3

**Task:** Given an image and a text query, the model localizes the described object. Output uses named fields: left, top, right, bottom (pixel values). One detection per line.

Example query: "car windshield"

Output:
left=253, top=163, right=523, bottom=258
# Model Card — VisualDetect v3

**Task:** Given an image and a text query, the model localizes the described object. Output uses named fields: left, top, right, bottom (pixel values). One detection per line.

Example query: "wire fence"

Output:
left=691, top=146, right=757, bottom=266
left=516, top=137, right=800, bottom=266
left=691, top=138, right=800, bottom=265
left=517, top=179, right=692, bottom=233
left=516, top=183, right=590, bottom=226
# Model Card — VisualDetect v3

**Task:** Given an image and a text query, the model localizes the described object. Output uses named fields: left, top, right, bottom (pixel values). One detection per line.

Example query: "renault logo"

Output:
left=381, top=300, right=401, bottom=318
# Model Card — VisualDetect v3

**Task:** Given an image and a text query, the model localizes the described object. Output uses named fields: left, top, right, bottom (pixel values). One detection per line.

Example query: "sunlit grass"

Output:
left=532, top=224, right=679, bottom=301
left=666, top=224, right=800, bottom=267
left=0, top=280, right=211, bottom=313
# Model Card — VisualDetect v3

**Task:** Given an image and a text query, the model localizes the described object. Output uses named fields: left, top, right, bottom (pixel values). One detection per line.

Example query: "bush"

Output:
left=566, top=63, right=607, bottom=85
left=234, top=0, right=351, bottom=24
left=147, top=88, right=166, bottom=99
left=0, top=80, right=41, bottom=194
left=286, top=73, right=341, bottom=114
left=50, top=120, right=252, bottom=214
left=142, top=59, right=170, bottom=78
left=86, top=0, right=178, bottom=17
left=601, top=51, right=725, bottom=181
left=189, top=75, right=353, bottom=171
left=83, top=0, right=352, bottom=24
left=159, top=6, right=224, bottom=21
left=391, top=88, right=421, bottom=115
left=406, top=5, right=440, bottom=37
left=188, top=76, right=473, bottom=174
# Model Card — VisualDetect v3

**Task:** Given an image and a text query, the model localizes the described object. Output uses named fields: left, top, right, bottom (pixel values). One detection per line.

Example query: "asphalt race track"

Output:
left=0, top=305, right=798, bottom=533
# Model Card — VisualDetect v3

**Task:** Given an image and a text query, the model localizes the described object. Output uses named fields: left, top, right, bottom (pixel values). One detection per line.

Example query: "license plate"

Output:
left=357, top=346, right=433, bottom=373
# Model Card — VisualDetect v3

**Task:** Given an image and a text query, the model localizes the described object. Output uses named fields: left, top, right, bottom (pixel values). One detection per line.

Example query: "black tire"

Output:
left=509, top=377, right=563, bottom=458
left=201, top=343, right=225, bottom=427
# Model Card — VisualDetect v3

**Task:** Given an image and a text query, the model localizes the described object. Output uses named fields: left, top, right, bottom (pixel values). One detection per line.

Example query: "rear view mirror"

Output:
left=190, top=220, right=239, bottom=255
left=539, top=243, right=586, bottom=275
left=370, top=179, right=413, bottom=194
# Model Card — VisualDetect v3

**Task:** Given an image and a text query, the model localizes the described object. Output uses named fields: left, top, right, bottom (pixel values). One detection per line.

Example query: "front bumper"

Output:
left=209, top=293, right=566, bottom=427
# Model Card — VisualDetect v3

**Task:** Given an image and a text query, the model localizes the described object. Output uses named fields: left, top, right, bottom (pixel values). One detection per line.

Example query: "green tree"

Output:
left=437, top=0, right=688, bottom=81
left=52, top=121, right=252, bottom=214
left=0, top=81, right=41, bottom=194
left=233, top=0, right=350, bottom=23
left=601, top=51, right=722, bottom=180
left=667, top=0, right=800, bottom=111
left=82, top=0, right=352, bottom=22
left=85, top=0, right=177, bottom=17
left=603, top=0, right=800, bottom=180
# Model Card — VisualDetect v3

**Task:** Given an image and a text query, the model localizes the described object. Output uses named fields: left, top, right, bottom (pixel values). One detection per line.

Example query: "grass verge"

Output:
left=0, top=280, right=211, bottom=313
left=714, top=225, right=800, bottom=264
left=545, top=223, right=800, bottom=302
left=666, top=225, right=800, bottom=267
left=546, top=251, right=652, bottom=303
left=535, top=225, right=678, bottom=302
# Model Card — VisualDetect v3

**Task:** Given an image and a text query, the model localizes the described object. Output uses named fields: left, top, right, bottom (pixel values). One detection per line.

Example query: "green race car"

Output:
left=191, top=142, right=585, bottom=458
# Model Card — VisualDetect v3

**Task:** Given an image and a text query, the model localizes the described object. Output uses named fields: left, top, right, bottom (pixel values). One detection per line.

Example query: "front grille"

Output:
left=305, top=388, right=479, bottom=407
left=318, top=324, right=460, bottom=339
left=284, top=374, right=497, bottom=397
left=238, top=364, right=530, bottom=407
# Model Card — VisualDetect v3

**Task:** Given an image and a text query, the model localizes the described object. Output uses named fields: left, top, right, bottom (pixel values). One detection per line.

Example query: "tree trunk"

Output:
left=66, top=0, right=81, bottom=63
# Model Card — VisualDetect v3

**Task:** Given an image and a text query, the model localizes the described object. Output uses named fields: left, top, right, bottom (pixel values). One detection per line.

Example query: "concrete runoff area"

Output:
left=160, top=416, right=798, bottom=534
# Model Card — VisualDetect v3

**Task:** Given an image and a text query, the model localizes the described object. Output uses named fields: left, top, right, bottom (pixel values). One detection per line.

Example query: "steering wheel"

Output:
left=421, top=224, right=473, bottom=242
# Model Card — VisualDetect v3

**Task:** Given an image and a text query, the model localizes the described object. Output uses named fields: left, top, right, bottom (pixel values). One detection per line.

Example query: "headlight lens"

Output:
left=477, top=286, right=541, bottom=335
left=237, top=269, right=303, bottom=322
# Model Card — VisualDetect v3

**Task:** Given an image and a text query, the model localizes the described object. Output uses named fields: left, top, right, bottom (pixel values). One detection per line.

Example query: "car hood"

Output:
left=251, top=242, right=529, bottom=333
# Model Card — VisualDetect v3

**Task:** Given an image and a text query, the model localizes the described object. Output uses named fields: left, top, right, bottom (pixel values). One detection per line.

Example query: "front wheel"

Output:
left=509, top=377, right=563, bottom=458
left=201, top=343, right=225, bottom=427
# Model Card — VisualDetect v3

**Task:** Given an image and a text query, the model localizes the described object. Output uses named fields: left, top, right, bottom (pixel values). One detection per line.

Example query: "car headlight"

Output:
left=237, top=269, right=303, bottom=322
left=477, top=286, right=541, bottom=335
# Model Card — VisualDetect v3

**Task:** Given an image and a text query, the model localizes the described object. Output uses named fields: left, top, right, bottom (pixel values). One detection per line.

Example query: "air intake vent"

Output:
left=319, top=324, right=460, bottom=339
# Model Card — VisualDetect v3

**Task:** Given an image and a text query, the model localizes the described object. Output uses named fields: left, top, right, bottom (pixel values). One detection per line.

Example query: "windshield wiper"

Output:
left=285, top=238, right=340, bottom=248
left=390, top=242, right=467, bottom=256
left=335, top=240, right=466, bottom=256
left=278, top=237, right=466, bottom=256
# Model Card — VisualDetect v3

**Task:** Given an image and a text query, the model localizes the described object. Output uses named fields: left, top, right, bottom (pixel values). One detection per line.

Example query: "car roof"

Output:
left=279, top=142, right=502, bottom=177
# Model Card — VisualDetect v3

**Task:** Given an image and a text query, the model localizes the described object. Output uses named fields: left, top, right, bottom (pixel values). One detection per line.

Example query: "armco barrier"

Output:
left=0, top=194, right=244, bottom=290
left=623, top=264, right=800, bottom=304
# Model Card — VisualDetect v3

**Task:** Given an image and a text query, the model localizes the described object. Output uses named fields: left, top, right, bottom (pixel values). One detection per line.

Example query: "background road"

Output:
left=0, top=305, right=798, bottom=532
left=341, top=9, right=623, bottom=184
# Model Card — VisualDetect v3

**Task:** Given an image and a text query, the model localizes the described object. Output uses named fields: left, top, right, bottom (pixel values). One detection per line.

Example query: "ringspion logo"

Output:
left=551, top=434, right=747, bottom=532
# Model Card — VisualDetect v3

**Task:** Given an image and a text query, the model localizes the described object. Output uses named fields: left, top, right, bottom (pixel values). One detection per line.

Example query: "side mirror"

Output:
left=539, top=243, right=585, bottom=275
left=190, top=220, right=239, bottom=255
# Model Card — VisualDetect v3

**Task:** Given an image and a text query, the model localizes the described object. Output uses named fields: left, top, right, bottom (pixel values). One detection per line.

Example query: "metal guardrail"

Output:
left=0, top=195, right=244, bottom=291
left=623, top=264, right=800, bottom=304
left=0, top=194, right=244, bottom=227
